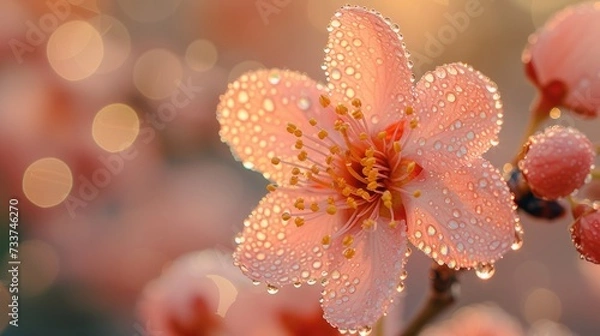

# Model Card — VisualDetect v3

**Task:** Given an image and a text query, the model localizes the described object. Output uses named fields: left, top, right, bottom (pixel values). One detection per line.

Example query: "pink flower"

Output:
left=519, top=126, right=595, bottom=200
left=523, top=2, right=600, bottom=118
left=570, top=203, right=600, bottom=264
left=218, top=6, right=519, bottom=330
left=138, top=249, right=343, bottom=336
left=420, top=303, right=524, bottom=336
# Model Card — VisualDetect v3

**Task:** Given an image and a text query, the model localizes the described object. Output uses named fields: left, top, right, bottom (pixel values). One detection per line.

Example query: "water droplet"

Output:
left=396, top=282, right=405, bottom=293
left=345, top=66, right=355, bottom=75
left=331, top=68, right=342, bottom=80
left=266, top=284, right=279, bottom=294
left=446, top=93, right=456, bottom=102
left=433, top=141, right=442, bottom=150
left=238, top=91, right=249, bottom=103
left=512, top=229, right=524, bottom=251
left=475, top=263, right=495, bottom=280
left=297, top=97, right=311, bottom=111
left=424, top=73, right=434, bottom=83
left=427, top=225, right=436, bottom=236
left=331, top=19, right=341, bottom=28
left=371, top=115, right=380, bottom=124
left=353, top=38, right=362, bottom=47
left=400, top=270, right=408, bottom=280
left=293, top=282, right=302, bottom=288
left=358, top=326, right=372, bottom=336
left=252, top=280, right=261, bottom=286
left=268, top=72, right=281, bottom=85
left=237, top=109, right=249, bottom=121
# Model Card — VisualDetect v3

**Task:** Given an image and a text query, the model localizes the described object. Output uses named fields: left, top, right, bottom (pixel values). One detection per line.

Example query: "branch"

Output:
left=399, top=263, right=459, bottom=336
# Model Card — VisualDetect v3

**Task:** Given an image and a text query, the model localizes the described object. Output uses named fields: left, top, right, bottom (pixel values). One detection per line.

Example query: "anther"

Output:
left=293, top=129, right=303, bottom=137
left=389, top=220, right=399, bottom=229
left=282, top=212, right=291, bottom=221
left=321, top=235, right=331, bottom=246
left=352, top=110, right=363, bottom=119
left=310, top=203, right=320, bottom=212
left=290, top=176, right=299, bottom=185
left=294, top=198, right=305, bottom=210
left=342, top=235, right=354, bottom=247
left=318, top=130, right=329, bottom=140
left=377, top=131, right=387, bottom=140
left=409, top=119, right=418, bottom=129
left=351, top=98, right=362, bottom=108
left=362, top=218, right=375, bottom=230
left=326, top=205, right=337, bottom=215
left=336, top=104, right=348, bottom=115
left=294, top=217, right=305, bottom=227
left=266, top=184, right=277, bottom=192
left=343, top=248, right=356, bottom=259
left=271, top=157, right=281, bottom=165
left=319, top=95, right=331, bottom=108
left=405, top=106, right=414, bottom=115
left=413, top=190, right=422, bottom=198
left=297, top=151, right=308, bottom=161
left=359, top=132, right=368, bottom=141
left=286, top=123, right=297, bottom=133
left=406, top=161, right=416, bottom=174
left=295, top=139, right=303, bottom=149
left=346, top=197, right=358, bottom=209
left=309, top=118, right=318, bottom=126
left=393, top=142, right=402, bottom=153
left=291, top=167, right=301, bottom=175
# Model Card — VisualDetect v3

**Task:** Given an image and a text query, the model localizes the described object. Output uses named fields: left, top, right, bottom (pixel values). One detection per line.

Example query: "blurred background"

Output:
left=0, top=0, right=599, bottom=335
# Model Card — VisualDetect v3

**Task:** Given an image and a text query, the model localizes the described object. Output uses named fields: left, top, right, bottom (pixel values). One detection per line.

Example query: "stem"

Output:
left=399, top=264, right=459, bottom=336
left=512, top=95, right=553, bottom=165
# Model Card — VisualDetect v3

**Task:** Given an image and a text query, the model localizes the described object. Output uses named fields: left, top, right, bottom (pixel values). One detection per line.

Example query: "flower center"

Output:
left=270, top=95, right=422, bottom=259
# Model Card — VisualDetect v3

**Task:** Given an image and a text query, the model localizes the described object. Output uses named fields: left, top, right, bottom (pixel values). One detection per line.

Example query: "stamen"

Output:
left=343, top=248, right=356, bottom=259
left=319, top=94, right=331, bottom=107
left=342, top=234, right=354, bottom=247
left=336, top=104, right=348, bottom=115
left=326, top=204, right=337, bottom=215
left=321, top=235, right=331, bottom=247
left=362, top=218, right=375, bottom=230
left=310, top=202, right=320, bottom=212
left=351, top=98, right=362, bottom=108
left=294, top=217, right=305, bottom=227
left=318, top=130, right=329, bottom=140
left=294, top=139, right=303, bottom=149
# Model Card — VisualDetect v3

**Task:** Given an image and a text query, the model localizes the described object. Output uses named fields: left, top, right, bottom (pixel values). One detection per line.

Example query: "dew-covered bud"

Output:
left=520, top=126, right=595, bottom=200
left=570, top=203, right=600, bottom=264
left=522, top=2, right=600, bottom=118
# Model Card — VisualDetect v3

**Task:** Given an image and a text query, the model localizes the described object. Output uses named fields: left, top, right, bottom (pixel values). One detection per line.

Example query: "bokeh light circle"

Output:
left=47, top=20, right=104, bottom=81
left=89, top=15, right=132, bottom=74
left=185, top=39, right=218, bottom=72
left=22, top=158, right=73, bottom=208
left=133, top=49, right=183, bottom=100
left=92, top=103, right=140, bottom=153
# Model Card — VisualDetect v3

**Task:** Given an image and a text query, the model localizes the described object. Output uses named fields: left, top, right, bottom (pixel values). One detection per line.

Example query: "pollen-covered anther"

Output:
left=342, top=235, right=354, bottom=247
left=319, top=94, right=331, bottom=108
left=409, top=119, right=418, bottom=129
left=310, top=165, right=320, bottom=174
left=393, top=142, right=402, bottom=153
left=362, top=218, right=375, bottom=230
left=309, top=118, right=318, bottom=126
left=291, top=167, right=301, bottom=175
left=406, top=161, right=416, bottom=174
left=271, top=157, right=281, bottom=165
left=389, top=220, right=399, bottom=229
left=294, top=139, right=304, bottom=149
left=293, top=129, right=303, bottom=137
left=294, top=198, right=305, bottom=210
left=286, top=123, right=297, bottom=134
left=382, top=190, right=393, bottom=209
left=321, top=234, right=331, bottom=247
left=377, top=131, right=387, bottom=140
left=281, top=212, right=291, bottom=221
left=346, top=197, right=358, bottom=209
left=359, top=132, right=369, bottom=141
left=343, top=247, right=356, bottom=259
left=318, top=130, right=329, bottom=139
left=405, top=106, right=414, bottom=115
left=289, top=175, right=299, bottom=185
left=336, top=104, right=348, bottom=115
left=367, top=181, right=379, bottom=191
left=297, top=150, right=308, bottom=161
left=294, top=217, right=305, bottom=227
left=266, top=184, right=277, bottom=192
left=310, top=202, right=320, bottom=212
left=351, top=98, right=362, bottom=108
left=326, top=204, right=337, bottom=215
left=413, top=190, right=422, bottom=198
left=329, top=145, right=341, bottom=155
left=352, top=109, right=364, bottom=119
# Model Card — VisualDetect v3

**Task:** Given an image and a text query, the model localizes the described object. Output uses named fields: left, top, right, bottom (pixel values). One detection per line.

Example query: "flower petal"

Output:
left=218, top=69, right=335, bottom=185
left=321, top=221, right=407, bottom=330
left=403, top=157, right=518, bottom=268
left=410, top=63, right=503, bottom=161
left=324, top=6, right=415, bottom=129
left=234, top=189, right=341, bottom=287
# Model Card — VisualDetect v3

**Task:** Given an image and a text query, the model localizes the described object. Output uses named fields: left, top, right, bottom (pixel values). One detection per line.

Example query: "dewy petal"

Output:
left=324, top=6, right=415, bottom=129
left=403, top=157, right=518, bottom=268
left=524, top=2, right=600, bottom=117
left=218, top=69, right=335, bottom=185
left=321, top=220, right=407, bottom=330
left=234, top=189, right=341, bottom=287
left=409, top=63, right=503, bottom=162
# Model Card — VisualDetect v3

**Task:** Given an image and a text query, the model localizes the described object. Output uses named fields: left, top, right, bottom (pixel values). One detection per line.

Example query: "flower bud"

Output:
left=523, top=2, right=600, bottom=118
left=520, top=126, right=595, bottom=199
left=570, top=203, right=600, bottom=264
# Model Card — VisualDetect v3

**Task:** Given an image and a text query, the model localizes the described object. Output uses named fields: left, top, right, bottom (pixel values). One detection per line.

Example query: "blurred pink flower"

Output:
left=523, top=2, right=600, bottom=118
left=520, top=126, right=595, bottom=200
left=138, top=249, right=342, bottom=336
left=218, top=6, right=519, bottom=330
left=570, top=202, right=600, bottom=264
left=420, top=303, right=524, bottom=336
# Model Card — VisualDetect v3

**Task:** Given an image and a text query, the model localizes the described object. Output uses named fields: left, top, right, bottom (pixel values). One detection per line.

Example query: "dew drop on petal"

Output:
left=512, top=229, right=524, bottom=251
left=396, top=282, right=405, bottom=293
left=475, top=263, right=495, bottom=280
left=446, top=93, right=456, bottom=102
left=330, top=68, right=342, bottom=80
left=293, top=282, right=302, bottom=288
left=266, top=284, right=279, bottom=294
left=268, top=72, right=281, bottom=85
left=252, top=280, right=261, bottom=286
left=358, top=326, right=372, bottom=336
left=297, top=97, right=311, bottom=111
